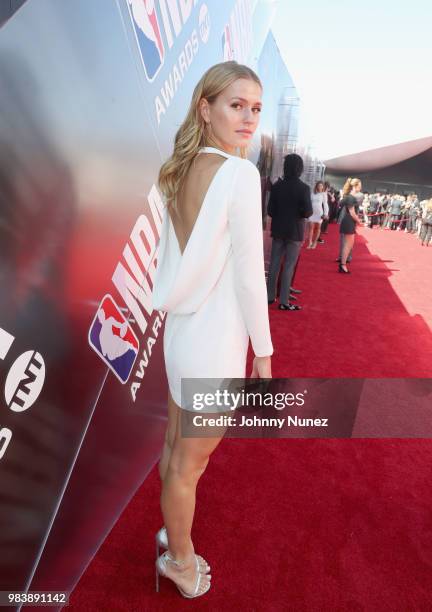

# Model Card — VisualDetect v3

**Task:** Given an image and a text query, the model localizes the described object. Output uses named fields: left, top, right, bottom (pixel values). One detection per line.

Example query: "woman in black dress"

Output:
left=339, top=178, right=362, bottom=273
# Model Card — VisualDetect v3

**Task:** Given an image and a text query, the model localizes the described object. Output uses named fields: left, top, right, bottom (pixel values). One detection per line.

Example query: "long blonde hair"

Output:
left=342, top=177, right=361, bottom=196
left=158, top=61, right=262, bottom=210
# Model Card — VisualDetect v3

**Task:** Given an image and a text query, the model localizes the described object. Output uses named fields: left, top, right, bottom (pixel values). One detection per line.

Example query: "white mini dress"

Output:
left=309, top=192, right=325, bottom=223
left=152, top=146, right=273, bottom=409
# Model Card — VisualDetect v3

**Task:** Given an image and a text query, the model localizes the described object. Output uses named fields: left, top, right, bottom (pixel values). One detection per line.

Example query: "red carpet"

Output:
left=264, top=223, right=432, bottom=378
left=69, top=223, right=432, bottom=611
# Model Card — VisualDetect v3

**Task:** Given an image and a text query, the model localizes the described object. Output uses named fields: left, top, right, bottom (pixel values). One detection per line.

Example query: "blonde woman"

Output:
left=307, top=181, right=325, bottom=248
left=152, top=62, right=273, bottom=598
left=339, top=178, right=362, bottom=273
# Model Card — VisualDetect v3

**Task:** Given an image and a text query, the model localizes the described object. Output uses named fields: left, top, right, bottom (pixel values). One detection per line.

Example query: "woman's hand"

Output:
left=251, top=355, right=272, bottom=378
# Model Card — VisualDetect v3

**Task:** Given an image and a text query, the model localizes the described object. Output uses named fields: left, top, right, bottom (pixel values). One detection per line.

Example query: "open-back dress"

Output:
left=152, top=146, right=273, bottom=409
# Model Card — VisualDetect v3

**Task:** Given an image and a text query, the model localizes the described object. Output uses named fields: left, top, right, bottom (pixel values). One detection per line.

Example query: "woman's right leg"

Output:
left=158, top=390, right=180, bottom=483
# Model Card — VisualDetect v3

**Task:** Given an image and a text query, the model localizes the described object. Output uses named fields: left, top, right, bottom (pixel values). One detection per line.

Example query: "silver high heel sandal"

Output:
left=155, top=527, right=210, bottom=573
left=155, top=551, right=211, bottom=598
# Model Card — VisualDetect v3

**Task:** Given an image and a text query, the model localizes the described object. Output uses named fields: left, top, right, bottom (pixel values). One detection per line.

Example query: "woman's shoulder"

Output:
left=234, top=156, right=259, bottom=174
left=228, top=156, right=260, bottom=186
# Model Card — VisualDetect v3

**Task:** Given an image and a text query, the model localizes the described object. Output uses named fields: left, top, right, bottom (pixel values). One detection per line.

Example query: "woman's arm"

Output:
left=348, top=204, right=361, bottom=224
left=322, top=192, right=329, bottom=218
left=228, top=159, right=273, bottom=360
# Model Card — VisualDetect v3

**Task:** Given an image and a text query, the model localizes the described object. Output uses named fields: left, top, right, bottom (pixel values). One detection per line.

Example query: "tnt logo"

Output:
left=89, top=295, right=140, bottom=384
left=127, top=0, right=165, bottom=82
left=0, top=327, right=47, bottom=460
left=4, top=351, right=46, bottom=412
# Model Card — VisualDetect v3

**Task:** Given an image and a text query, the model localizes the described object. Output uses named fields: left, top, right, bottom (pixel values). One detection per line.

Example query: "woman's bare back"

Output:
left=169, top=152, right=228, bottom=254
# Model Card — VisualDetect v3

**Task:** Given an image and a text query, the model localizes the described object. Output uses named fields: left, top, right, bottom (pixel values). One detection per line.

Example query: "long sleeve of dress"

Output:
left=228, top=159, right=273, bottom=357
left=323, top=192, right=329, bottom=217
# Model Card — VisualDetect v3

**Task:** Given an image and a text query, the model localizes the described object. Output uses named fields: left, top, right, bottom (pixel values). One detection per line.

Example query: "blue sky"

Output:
left=271, top=0, right=432, bottom=160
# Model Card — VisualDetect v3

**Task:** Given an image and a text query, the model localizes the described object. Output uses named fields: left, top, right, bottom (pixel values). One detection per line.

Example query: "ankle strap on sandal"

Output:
left=165, top=551, right=194, bottom=566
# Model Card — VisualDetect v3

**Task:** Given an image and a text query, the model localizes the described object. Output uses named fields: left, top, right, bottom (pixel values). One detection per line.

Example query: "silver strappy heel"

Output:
left=155, top=527, right=210, bottom=573
left=155, top=551, right=211, bottom=598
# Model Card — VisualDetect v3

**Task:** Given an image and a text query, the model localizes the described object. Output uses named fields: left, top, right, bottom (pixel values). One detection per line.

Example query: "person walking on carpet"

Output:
left=307, top=180, right=326, bottom=249
left=338, top=177, right=362, bottom=274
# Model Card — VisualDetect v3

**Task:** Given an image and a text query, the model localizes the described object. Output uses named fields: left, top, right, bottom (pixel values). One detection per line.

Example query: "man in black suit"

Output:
left=267, top=154, right=312, bottom=311
left=390, top=196, right=403, bottom=230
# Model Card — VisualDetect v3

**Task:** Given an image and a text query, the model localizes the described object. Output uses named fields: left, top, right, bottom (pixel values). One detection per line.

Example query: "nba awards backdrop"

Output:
left=0, top=0, right=299, bottom=603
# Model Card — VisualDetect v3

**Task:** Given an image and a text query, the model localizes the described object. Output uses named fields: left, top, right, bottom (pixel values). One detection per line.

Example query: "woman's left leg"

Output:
left=305, top=221, right=312, bottom=246
left=311, top=222, right=321, bottom=247
left=341, top=233, right=355, bottom=265
left=158, top=391, right=213, bottom=575
left=161, top=407, right=226, bottom=562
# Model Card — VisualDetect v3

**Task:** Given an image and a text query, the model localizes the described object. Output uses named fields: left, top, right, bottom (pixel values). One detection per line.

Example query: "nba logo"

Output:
left=126, top=0, right=165, bottom=82
left=89, top=295, right=140, bottom=384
